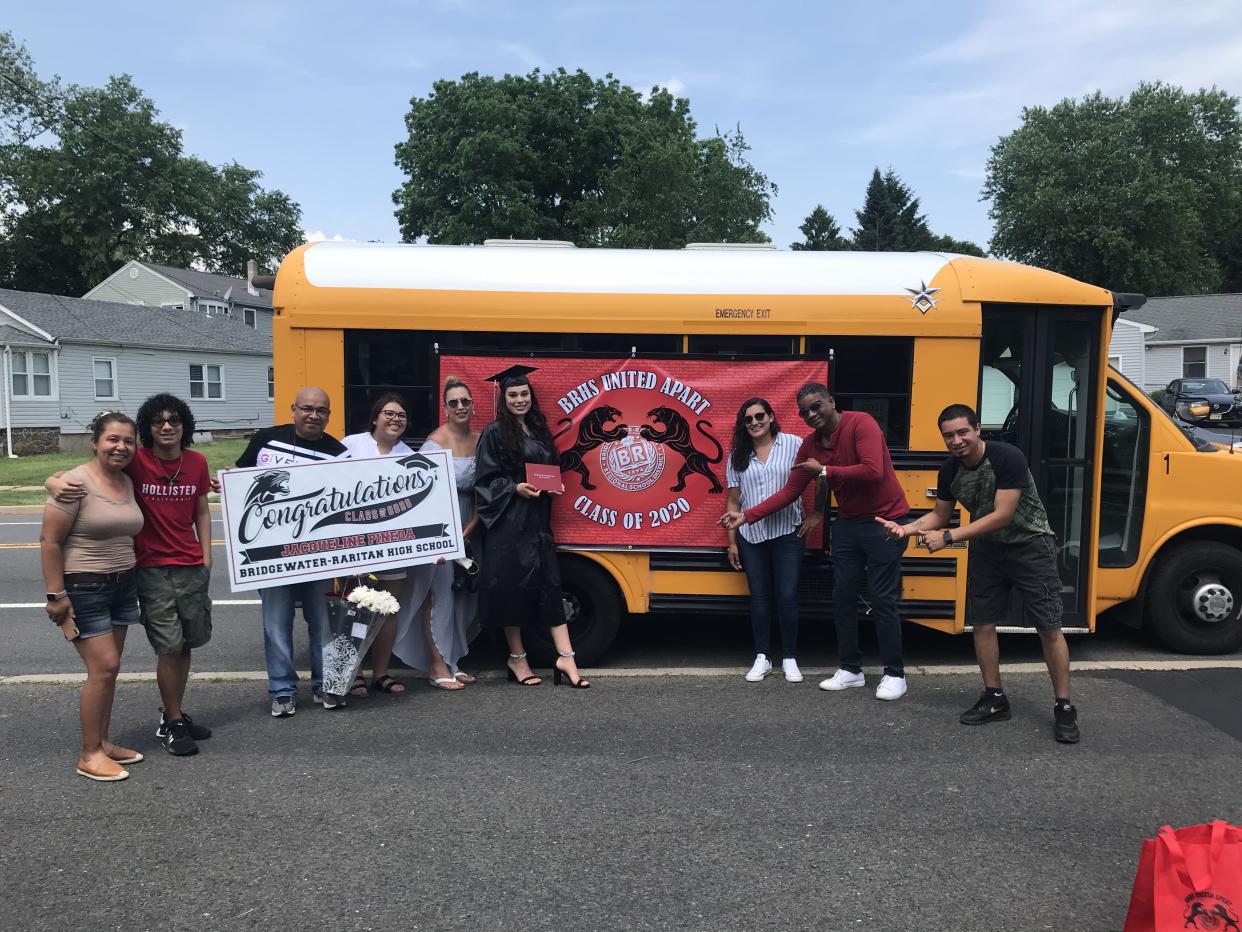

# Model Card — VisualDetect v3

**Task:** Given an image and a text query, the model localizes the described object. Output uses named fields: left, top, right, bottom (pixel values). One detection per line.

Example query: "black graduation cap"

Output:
left=485, top=363, right=539, bottom=390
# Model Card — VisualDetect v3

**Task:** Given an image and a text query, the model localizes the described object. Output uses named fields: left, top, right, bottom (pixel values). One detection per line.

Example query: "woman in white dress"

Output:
left=392, top=376, right=481, bottom=689
left=341, top=393, right=414, bottom=696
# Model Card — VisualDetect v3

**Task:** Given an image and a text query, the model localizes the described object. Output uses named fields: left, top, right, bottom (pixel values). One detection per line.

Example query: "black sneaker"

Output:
left=158, top=718, right=199, bottom=756
left=959, top=691, right=1012, bottom=725
left=1054, top=703, right=1081, bottom=744
left=158, top=708, right=211, bottom=741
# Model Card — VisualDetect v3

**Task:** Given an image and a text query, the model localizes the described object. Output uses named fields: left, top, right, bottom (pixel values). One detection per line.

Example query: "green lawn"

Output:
left=0, top=439, right=248, bottom=506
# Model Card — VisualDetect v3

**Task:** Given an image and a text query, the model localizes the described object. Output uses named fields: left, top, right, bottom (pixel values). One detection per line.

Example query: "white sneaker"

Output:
left=782, top=659, right=804, bottom=683
left=875, top=675, right=908, bottom=701
left=744, top=654, right=772, bottom=682
left=818, top=669, right=865, bottom=691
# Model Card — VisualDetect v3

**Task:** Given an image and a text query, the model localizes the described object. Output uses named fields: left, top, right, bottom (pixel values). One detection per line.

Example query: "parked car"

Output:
left=1160, top=378, right=1242, bottom=426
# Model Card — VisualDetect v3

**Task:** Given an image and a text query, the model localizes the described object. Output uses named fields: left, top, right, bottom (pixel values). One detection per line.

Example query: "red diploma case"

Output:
left=525, top=463, right=565, bottom=493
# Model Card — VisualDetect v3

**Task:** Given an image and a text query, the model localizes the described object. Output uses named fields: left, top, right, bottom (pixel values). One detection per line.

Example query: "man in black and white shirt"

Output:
left=236, top=387, right=347, bottom=718
left=877, top=403, right=1079, bottom=744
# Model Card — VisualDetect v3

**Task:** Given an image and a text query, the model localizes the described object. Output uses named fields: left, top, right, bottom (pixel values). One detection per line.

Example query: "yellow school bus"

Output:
left=267, top=241, right=1242, bottom=662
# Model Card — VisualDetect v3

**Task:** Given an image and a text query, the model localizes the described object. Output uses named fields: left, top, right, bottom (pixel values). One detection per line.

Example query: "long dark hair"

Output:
left=136, top=393, right=195, bottom=449
left=495, top=377, right=553, bottom=466
left=730, top=397, right=779, bottom=474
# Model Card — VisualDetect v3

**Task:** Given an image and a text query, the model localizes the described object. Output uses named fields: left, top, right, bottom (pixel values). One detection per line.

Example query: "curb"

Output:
left=3, top=658, right=1242, bottom=685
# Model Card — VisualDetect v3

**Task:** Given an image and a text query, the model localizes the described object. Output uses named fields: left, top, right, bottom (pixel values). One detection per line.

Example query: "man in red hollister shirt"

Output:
left=50, top=394, right=213, bottom=757
left=723, top=382, right=912, bottom=700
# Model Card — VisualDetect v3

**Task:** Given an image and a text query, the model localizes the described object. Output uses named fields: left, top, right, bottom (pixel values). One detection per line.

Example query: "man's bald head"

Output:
left=291, top=386, right=331, bottom=441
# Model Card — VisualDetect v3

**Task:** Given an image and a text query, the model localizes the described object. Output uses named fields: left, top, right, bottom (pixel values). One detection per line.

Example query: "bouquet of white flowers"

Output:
left=321, top=583, right=401, bottom=704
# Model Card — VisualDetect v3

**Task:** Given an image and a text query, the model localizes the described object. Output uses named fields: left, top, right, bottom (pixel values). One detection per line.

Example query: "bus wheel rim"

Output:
left=1185, top=573, right=1235, bottom=624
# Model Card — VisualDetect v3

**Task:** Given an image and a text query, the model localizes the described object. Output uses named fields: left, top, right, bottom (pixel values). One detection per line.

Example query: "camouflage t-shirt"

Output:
left=936, top=441, right=1052, bottom=545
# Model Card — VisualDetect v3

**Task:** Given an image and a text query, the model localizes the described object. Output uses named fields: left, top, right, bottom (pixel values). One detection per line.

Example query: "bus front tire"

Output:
left=519, top=558, right=623, bottom=668
left=1144, top=542, right=1242, bottom=654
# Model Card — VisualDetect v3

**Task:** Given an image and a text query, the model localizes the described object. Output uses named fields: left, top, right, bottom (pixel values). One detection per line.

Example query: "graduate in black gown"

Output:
left=474, top=366, right=591, bottom=688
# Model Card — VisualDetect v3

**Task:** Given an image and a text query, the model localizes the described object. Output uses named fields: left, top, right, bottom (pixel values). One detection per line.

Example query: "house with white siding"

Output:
left=1, top=288, right=274, bottom=456
left=1119, top=294, right=1242, bottom=393
left=83, top=261, right=275, bottom=339
left=1106, top=316, right=1156, bottom=389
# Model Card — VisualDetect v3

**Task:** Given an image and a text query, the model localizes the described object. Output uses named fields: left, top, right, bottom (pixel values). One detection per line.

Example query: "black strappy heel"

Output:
left=506, top=652, right=542, bottom=686
left=552, top=650, right=590, bottom=688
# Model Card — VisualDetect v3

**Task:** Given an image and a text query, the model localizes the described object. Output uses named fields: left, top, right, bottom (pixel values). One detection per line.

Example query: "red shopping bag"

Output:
left=1123, top=820, right=1242, bottom=931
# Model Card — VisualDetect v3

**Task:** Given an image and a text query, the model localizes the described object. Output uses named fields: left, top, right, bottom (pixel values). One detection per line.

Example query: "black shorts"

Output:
left=966, top=534, right=1063, bottom=631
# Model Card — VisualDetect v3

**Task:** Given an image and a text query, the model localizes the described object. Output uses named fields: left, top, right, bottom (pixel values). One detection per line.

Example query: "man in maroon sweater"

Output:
left=722, top=383, right=912, bottom=700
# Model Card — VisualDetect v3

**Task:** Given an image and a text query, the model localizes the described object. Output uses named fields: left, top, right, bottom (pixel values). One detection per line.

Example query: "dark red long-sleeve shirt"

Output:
left=743, top=411, right=909, bottom=523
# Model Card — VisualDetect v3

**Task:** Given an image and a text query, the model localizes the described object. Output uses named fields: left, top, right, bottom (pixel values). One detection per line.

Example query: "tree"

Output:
left=849, top=168, right=933, bottom=251
left=392, top=68, right=776, bottom=247
left=0, top=44, right=303, bottom=294
left=927, top=233, right=986, bottom=257
left=984, top=82, right=1242, bottom=294
left=790, top=205, right=847, bottom=250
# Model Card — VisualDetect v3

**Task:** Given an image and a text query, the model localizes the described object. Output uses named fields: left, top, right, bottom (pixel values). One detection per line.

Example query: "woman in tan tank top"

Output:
left=40, top=413, right=145, bottom=782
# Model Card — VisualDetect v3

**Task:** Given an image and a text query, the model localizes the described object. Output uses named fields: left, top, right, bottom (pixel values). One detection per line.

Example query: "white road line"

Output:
left=0, top=599, right=260, bottom=608
left=3, top=658, right=1242, bottom=685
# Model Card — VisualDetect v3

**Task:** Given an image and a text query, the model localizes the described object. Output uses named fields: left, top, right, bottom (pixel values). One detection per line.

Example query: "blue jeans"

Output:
left=260, top=581, right=327, bottom=698
left=737, top=532, right=804, bottom=659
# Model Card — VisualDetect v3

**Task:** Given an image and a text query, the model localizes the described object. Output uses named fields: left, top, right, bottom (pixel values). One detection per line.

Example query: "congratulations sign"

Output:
left=218, top=451, right=464, bottom=591
left=442, top=355, right=826, bottom=548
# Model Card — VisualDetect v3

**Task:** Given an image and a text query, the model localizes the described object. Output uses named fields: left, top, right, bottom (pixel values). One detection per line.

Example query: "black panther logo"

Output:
left=1186, top=901, right=1241, bottom=930
left=640, top=406, right=723, bottom=494
left=554, top=406, right=627, bottom=490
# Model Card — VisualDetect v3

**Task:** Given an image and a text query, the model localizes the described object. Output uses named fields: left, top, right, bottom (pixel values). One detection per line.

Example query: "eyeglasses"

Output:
left=743, top=411, right=768, bottom=425
left=379, top=410, right=408, bottom=421
left=446, top=398, right=473, bottom=409
left=295, top=404, right=330, bottom=417
left=797, top=400, right=825, bottom=419
left=151, top=415, right=182, bottom=427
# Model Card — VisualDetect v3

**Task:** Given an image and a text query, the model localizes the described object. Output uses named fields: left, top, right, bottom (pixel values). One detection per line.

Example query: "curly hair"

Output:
left=729, top=397, right=780, bottom=474
left=135, top=394, right=196, bottom=449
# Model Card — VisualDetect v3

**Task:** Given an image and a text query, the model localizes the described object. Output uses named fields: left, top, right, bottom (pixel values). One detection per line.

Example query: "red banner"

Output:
left=441, top=355, right=828, bottom=547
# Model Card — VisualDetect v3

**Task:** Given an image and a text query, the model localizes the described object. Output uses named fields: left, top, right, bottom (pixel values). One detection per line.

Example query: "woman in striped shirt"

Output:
left=725, top=398, right=819, bottom=684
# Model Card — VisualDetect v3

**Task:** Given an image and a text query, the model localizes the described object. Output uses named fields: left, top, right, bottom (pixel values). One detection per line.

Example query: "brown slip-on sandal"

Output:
left=77, top=760, right=130, bottom=782
left=107, top=747, right=144, bottom=765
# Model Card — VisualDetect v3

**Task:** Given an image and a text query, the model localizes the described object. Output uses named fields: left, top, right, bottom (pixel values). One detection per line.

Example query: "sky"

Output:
left=7, top=0, right=1242, bottom=252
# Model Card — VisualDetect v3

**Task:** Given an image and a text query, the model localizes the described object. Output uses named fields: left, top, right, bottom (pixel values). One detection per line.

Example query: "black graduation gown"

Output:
left=473, top=422, right=564, bottom=629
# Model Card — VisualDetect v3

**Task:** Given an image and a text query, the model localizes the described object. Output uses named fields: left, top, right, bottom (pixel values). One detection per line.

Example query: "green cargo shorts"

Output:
left=136, top=564, right=213, bottom=654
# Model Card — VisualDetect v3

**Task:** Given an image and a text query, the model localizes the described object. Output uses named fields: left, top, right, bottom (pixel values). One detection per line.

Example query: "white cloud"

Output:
left=493, top=40, right=546, bottom=71
left=304, top=230, right=355, bottom=243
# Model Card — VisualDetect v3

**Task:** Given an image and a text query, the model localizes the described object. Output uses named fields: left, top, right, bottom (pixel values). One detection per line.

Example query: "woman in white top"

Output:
left=725, top=397, right=820, bottom=684
left=341, top=393, right=414, bottom=696
left=392, top=376, right=482, bottom=689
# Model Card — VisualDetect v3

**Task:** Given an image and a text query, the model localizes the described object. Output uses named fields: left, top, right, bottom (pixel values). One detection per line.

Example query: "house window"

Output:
left=10, top=350, right=54, bottom=398
left=93, top=357, right=117, bottom=400
left=245, top=308, right=257, bottom=328
left=190, top=363, right=224, bottom=400
left=267, top=366, right=275, bottom=400
left=199, top=301, right=228, bottom=317
left=1183, top=346, right=1207, bottom=378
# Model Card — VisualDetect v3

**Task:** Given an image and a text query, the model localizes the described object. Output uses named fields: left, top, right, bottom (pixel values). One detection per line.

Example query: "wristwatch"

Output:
left=943, top=530, right=954, bottom=546
left=46, top=591, right=67, bottom=602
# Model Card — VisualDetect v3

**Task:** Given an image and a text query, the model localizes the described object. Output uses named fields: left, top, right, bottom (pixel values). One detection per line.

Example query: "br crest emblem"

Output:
left=601, top=426, right=666, bottom=492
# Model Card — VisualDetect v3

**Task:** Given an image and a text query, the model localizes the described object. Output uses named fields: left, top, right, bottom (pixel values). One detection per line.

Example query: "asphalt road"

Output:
left=3, top=511, right=1241, bottom=930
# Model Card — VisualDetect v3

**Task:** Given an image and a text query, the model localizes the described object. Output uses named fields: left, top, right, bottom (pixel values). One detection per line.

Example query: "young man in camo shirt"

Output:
left=877, top=403, right=1080, bottom=744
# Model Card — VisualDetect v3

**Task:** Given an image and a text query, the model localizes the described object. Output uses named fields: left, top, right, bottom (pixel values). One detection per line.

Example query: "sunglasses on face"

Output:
left=295, top=405, right=330, bottom=417
left=797, top=400, right=825, bottom=419
left=743, top=411, right=769, bottom=425
left=379, top=410, right=408, bottom=421
left=446, top=398, right=473, bottom=409
left=152, top=416, right=182, bottom=427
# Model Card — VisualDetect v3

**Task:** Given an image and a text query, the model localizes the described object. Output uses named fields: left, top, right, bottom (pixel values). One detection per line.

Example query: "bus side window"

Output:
left=806, top=337, right=913, bottom=449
